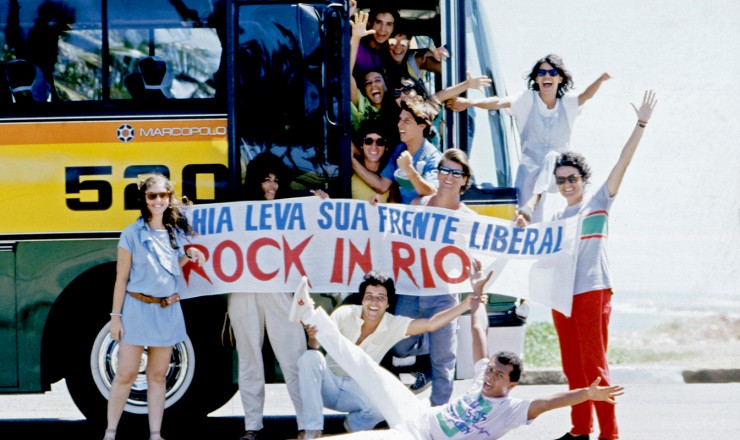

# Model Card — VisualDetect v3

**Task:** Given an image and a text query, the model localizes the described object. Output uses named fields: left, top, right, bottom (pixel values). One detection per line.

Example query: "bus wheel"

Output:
left=65, top=295, right=236, bottom=423
left=89, top=322, right=196, bottom=415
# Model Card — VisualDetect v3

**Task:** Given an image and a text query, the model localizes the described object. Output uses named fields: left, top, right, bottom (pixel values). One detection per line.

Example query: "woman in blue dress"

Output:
left=104, top=174, right=204, bottom=440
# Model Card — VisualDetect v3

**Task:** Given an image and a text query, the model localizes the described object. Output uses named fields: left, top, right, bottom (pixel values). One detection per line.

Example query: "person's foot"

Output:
left=103, top=428, right=116, bottom=440
left=554, top=433, right=590, bottom=440
left=240, top=431, right=259, bottom=440
left=149, top=431, right=165, bottom=440
left=408, top=371, right=432, bottom=394
left=343, top=416, right=351, bottom=433
left=288, top=276, right=315, bottom=323
left=297, top=429, right=323, bottom=439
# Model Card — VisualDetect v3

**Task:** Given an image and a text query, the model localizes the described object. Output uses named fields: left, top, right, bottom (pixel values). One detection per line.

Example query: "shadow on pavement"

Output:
left=0, top=415, right=347, bottom=440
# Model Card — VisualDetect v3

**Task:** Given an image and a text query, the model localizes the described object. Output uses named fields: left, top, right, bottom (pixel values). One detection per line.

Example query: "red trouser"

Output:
left=552, top=289, right=618, bottom=440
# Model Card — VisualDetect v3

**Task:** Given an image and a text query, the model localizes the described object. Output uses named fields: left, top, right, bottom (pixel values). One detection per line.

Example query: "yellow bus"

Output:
left=0, top=0, right=519, bottom=421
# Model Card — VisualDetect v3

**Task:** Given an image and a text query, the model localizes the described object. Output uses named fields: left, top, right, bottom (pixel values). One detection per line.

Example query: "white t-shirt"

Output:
left=326, top=305, right=413, bottom=376
left=553, top=183, right=615, bottom=295
left=402, top=359, right=531, bottom=439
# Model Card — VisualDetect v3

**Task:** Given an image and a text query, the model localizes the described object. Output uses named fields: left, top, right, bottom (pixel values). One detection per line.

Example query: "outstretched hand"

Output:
left=350, top=11, right=375, bottom=40
left=466, top=71, right=492, bottom=91
left=467, top=259, right=492, bottom=312
left=631, top=89, right=657, bottom=123
left=587, top=377, right=625, bottom=404
left=468, top=259, right=493, bottom=294
left=446, top=96, right=472, bottom=112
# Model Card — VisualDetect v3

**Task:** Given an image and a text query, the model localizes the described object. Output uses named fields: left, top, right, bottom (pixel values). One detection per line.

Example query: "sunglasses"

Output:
left=145, top=191, right=171, bottom=201
left=393, top=85, right=414, bottom=98
left=555, top=174, right=581, bottom=185
left=389, top=38, right=409, bottom=48
left=363, top=137, right=387, bottom=147
left=537, top=68, right=559, bottom=77
left=438, top=166, right=466, bottom=179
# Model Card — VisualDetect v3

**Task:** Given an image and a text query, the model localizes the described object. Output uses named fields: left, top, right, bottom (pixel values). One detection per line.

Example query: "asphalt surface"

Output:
left=1, top=370, right=739, bottom=439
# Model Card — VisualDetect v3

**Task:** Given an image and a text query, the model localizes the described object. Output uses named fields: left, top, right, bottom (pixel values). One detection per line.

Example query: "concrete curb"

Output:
left=682, top=369, right=740, bottom=383
left=520, top=368, right=740, bottom=385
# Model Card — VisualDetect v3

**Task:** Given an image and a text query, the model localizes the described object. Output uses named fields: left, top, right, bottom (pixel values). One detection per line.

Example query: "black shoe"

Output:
left=554, top=433, right=589, bottom=440
left=240, top=431, right=258, bottom=440
left=408, top=371, right=432, bottom=394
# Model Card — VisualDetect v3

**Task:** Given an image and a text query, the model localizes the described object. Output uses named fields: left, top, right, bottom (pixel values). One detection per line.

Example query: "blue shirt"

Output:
left=380, top=140, right=442, bottom=204
left=119, top=218, right=187, bottom=296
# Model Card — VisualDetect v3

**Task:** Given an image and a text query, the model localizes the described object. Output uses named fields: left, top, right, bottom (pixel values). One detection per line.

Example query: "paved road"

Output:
left=1, top=378, right=738, bottom=439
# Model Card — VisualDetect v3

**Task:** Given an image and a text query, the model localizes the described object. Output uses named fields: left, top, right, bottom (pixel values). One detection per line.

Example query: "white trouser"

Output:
left=303, top=308, right=427, bottom=435
left=229, top=292, right=307, bottom=430
left=298, top=350, right=384, bottom=431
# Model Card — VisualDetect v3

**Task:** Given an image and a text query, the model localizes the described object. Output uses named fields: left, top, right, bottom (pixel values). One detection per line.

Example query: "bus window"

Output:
left=0, top=0, right=222, bottom=103
left=235, top=3, right=347, bottom=195
left=107, top=29, right=222, bottom=100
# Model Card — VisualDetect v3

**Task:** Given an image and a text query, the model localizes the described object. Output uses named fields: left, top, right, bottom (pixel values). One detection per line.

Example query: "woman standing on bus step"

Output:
left=229, top=152, right=328, bottom=440
left=519, top=91, right=656, bottom=440
left=447, top=54, right=611, bottom=222
left=105, top=174, right=204, bottom=440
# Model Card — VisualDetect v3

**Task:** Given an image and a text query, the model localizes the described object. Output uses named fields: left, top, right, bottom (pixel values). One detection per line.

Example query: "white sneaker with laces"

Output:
left=288, top=276, right=315, bottom=323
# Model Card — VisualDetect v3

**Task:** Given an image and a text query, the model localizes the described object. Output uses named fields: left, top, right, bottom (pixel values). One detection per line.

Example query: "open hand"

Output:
left=350, top=11, right=375, bottom=40
left=468, top=258, right=493, bottom=294
left=587, top=377, right=625, bottom=404
left=631, top=89, right=657, bottom=124
left=466, top=71, right=492, bottom=90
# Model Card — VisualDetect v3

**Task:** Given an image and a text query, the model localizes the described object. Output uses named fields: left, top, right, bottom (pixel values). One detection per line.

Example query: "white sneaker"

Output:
left=515, top=301, right=529, bottom=320
left=392, top=355, right=416, bottom=367
left=288, top=276, right=315, bottom=323
left=297, top=429, right=323, bottom=439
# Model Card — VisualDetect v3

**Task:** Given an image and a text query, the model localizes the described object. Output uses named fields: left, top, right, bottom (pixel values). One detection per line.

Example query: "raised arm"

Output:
left=349, top=11, right=373, bottom=107
left=446, top=95, right=511, bottom=112
left=577, top=72, right=611, bottom=106
left=527, top=377, right=625, bottom=419
left=406, top=292, right=476, bottom=335
left=606, top=90, right=657, bottom=197
left=349, top=11, right=373, bottom=74
left=468, top=259, right=493, bottom=363
left=397, top=151, right=436, bottom=197
left=433, top=71, right=492, bottom=104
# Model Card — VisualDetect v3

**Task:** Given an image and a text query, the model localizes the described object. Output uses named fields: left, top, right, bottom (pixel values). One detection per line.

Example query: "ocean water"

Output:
left=480, top=0, right=740, bottom=332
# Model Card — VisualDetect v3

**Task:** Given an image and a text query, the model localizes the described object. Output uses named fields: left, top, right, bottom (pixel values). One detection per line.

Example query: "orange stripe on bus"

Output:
left=0, top=119, right=227, bottom=144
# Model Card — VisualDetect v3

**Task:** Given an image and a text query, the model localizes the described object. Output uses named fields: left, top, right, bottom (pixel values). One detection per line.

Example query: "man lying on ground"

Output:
left=288, top=259, right=624, bottom=439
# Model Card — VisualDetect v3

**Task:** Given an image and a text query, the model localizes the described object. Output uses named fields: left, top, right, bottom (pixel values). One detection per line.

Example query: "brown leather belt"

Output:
left=128, top=292, right=179, bottom=308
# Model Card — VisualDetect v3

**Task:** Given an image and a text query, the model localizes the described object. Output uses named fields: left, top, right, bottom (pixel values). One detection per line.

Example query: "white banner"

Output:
left=180, top=198, right=578, bottom=315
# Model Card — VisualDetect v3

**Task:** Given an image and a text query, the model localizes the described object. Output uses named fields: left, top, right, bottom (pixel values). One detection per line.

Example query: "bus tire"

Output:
left=63, top=289, right=235, bottom=423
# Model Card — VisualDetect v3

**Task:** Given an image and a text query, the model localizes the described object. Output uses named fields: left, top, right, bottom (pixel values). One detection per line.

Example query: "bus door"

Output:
left=445, top=0, right=520, bottom=219
left=443, top=0, right=526, bottom=370
left=0, top=245, right=16, bottom=387
left=233, top=1, right=351, bottom=197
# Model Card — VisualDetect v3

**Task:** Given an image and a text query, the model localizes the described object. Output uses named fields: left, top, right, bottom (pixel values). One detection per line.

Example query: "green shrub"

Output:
left=523, top=321, right=562, bottom=368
